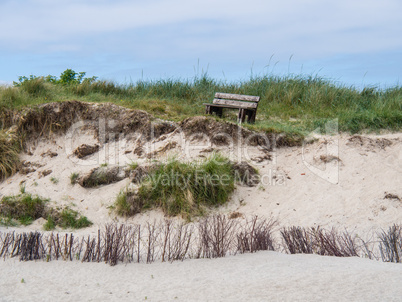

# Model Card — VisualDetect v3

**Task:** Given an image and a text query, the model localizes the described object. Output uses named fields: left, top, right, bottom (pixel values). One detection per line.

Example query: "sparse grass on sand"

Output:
left=44, top=207, right=92, bottom=231
left=0, top=193, right=48, bottom=226
left=0, top=192, right=92, bottom=230
left=69, top=172, right=80, bottom=185
left=115, top=154, right=235, bottom=219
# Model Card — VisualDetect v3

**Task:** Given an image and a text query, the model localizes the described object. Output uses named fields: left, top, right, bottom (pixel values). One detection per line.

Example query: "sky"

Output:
left=0, top=0, right=401, bottom=88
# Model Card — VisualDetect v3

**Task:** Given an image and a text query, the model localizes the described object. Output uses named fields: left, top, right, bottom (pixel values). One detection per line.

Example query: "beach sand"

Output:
left=1, top=251, right=401, bottom=302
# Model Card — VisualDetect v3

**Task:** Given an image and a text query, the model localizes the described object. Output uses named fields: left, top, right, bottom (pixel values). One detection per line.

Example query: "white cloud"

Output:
left=1, top=0, right=401, bottom=58
left=0, top=0, right=401, bottom=86
left=0, top=80, right=13, bottom=86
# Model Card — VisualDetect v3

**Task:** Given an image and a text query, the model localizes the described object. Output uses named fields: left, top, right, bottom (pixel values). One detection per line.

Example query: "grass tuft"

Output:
left=0, top=130, right=21, bottom=180
left=50, top=177, right=59, bottom=184
left=0, top=192, right=92, bottom=229
left=115, top=154, right=235, bottom=218
left=43, top=215, right=56, bottom=231
left=127, top=161, right=139, bottom=171
left=46, top=207, right=92, bottom=230
left=0, top=193, right=48, bottom=225
left=70, top=172, right=80, bottom=185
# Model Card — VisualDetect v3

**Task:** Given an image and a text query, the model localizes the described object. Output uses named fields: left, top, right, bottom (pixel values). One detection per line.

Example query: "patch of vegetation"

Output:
left=43, top=215, right=56, bottom=231
left=57, top=207, right=92, bottom=229
left=70, top=172, right=80, bottom=185
left=115, top=154, right=235, bottom=218
left=127, top=161, right=139, bottom=170
left=114, top=190, right=136, bottom=216
left=0, top=192, right=92, bottom=229
left=45, top=207, right=92, bottom=230
left=0, top=216, right=18, bottom=227
left=0, top=130, right=21, bottom=181
left=0, top=193, right=48, bottom=225
left=1, top=69, right=400, bottom=134
left=80, top=168, right=109, bottom=187
left=19, top=183, right=26, bottom=194
left=50, top=176, right=59, bottom=184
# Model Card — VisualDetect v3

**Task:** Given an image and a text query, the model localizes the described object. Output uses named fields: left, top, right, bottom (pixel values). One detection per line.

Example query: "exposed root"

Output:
left=73, top=144, right=99, bottom=159
left=347, top=135, right=394, bottom=150
left=78, top=166, right=129, bottom=188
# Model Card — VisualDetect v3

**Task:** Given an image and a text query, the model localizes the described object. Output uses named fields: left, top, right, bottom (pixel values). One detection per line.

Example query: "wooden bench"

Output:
left=203, top=93, right=260, bottom=123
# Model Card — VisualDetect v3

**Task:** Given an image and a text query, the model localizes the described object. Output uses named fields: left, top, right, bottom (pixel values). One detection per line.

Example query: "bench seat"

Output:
left=204, top=93, right=260, bottom=123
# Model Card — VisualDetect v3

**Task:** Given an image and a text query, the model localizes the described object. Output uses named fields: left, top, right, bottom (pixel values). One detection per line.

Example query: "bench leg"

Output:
left=246, top=110, right=256, bottom=123
left=207, top=106, right=224, bottom=118
left=251, top=111, right=257, bottom=123
left=215, top=107, right=223, bottom=118
left=238, top=109, right=246, bottom=124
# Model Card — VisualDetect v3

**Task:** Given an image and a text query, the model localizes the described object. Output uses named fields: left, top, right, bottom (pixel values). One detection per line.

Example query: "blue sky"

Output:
left=0, top=0, right=401, bottom=88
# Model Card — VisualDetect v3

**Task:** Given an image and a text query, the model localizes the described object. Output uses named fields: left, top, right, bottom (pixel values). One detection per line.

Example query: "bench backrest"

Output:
left=213, top=93, right=260, bottom=109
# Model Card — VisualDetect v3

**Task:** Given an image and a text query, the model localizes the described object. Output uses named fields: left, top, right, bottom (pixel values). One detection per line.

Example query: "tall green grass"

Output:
left=1, top=70, right=401, bottom=134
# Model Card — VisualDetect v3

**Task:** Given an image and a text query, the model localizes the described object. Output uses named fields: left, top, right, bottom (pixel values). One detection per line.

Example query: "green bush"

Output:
left=19, top=76, right=49, bottom=97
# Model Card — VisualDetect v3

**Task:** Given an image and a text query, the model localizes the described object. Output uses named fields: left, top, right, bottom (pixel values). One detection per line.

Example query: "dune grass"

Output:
left=44, top=207, right=93, bottom=231
left=0, top=130, right=21, bottom=181
left=69, top=172, right=80, bottom=185
left=0, top=191, right=92, bottom=230
left=115, top=154, right=235, bottom=218
left=0, top=193, right=48, bottom=225
left=1, top=70, right=401, bottom=135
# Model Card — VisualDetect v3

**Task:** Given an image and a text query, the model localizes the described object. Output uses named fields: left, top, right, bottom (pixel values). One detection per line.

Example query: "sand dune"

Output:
left=0, top=102, right=401, bottom=301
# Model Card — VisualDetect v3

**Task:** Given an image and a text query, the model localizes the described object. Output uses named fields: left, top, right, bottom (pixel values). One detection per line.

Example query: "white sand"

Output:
left=0, top=130, right=400, bottom=235
left=1, top=251, right=401, bottom=302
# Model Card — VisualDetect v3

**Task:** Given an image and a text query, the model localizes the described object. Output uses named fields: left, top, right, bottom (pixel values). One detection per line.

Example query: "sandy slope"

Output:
left=0, top=129, right=400, bottom=235
left=0, top=110, right=401, bottom=301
